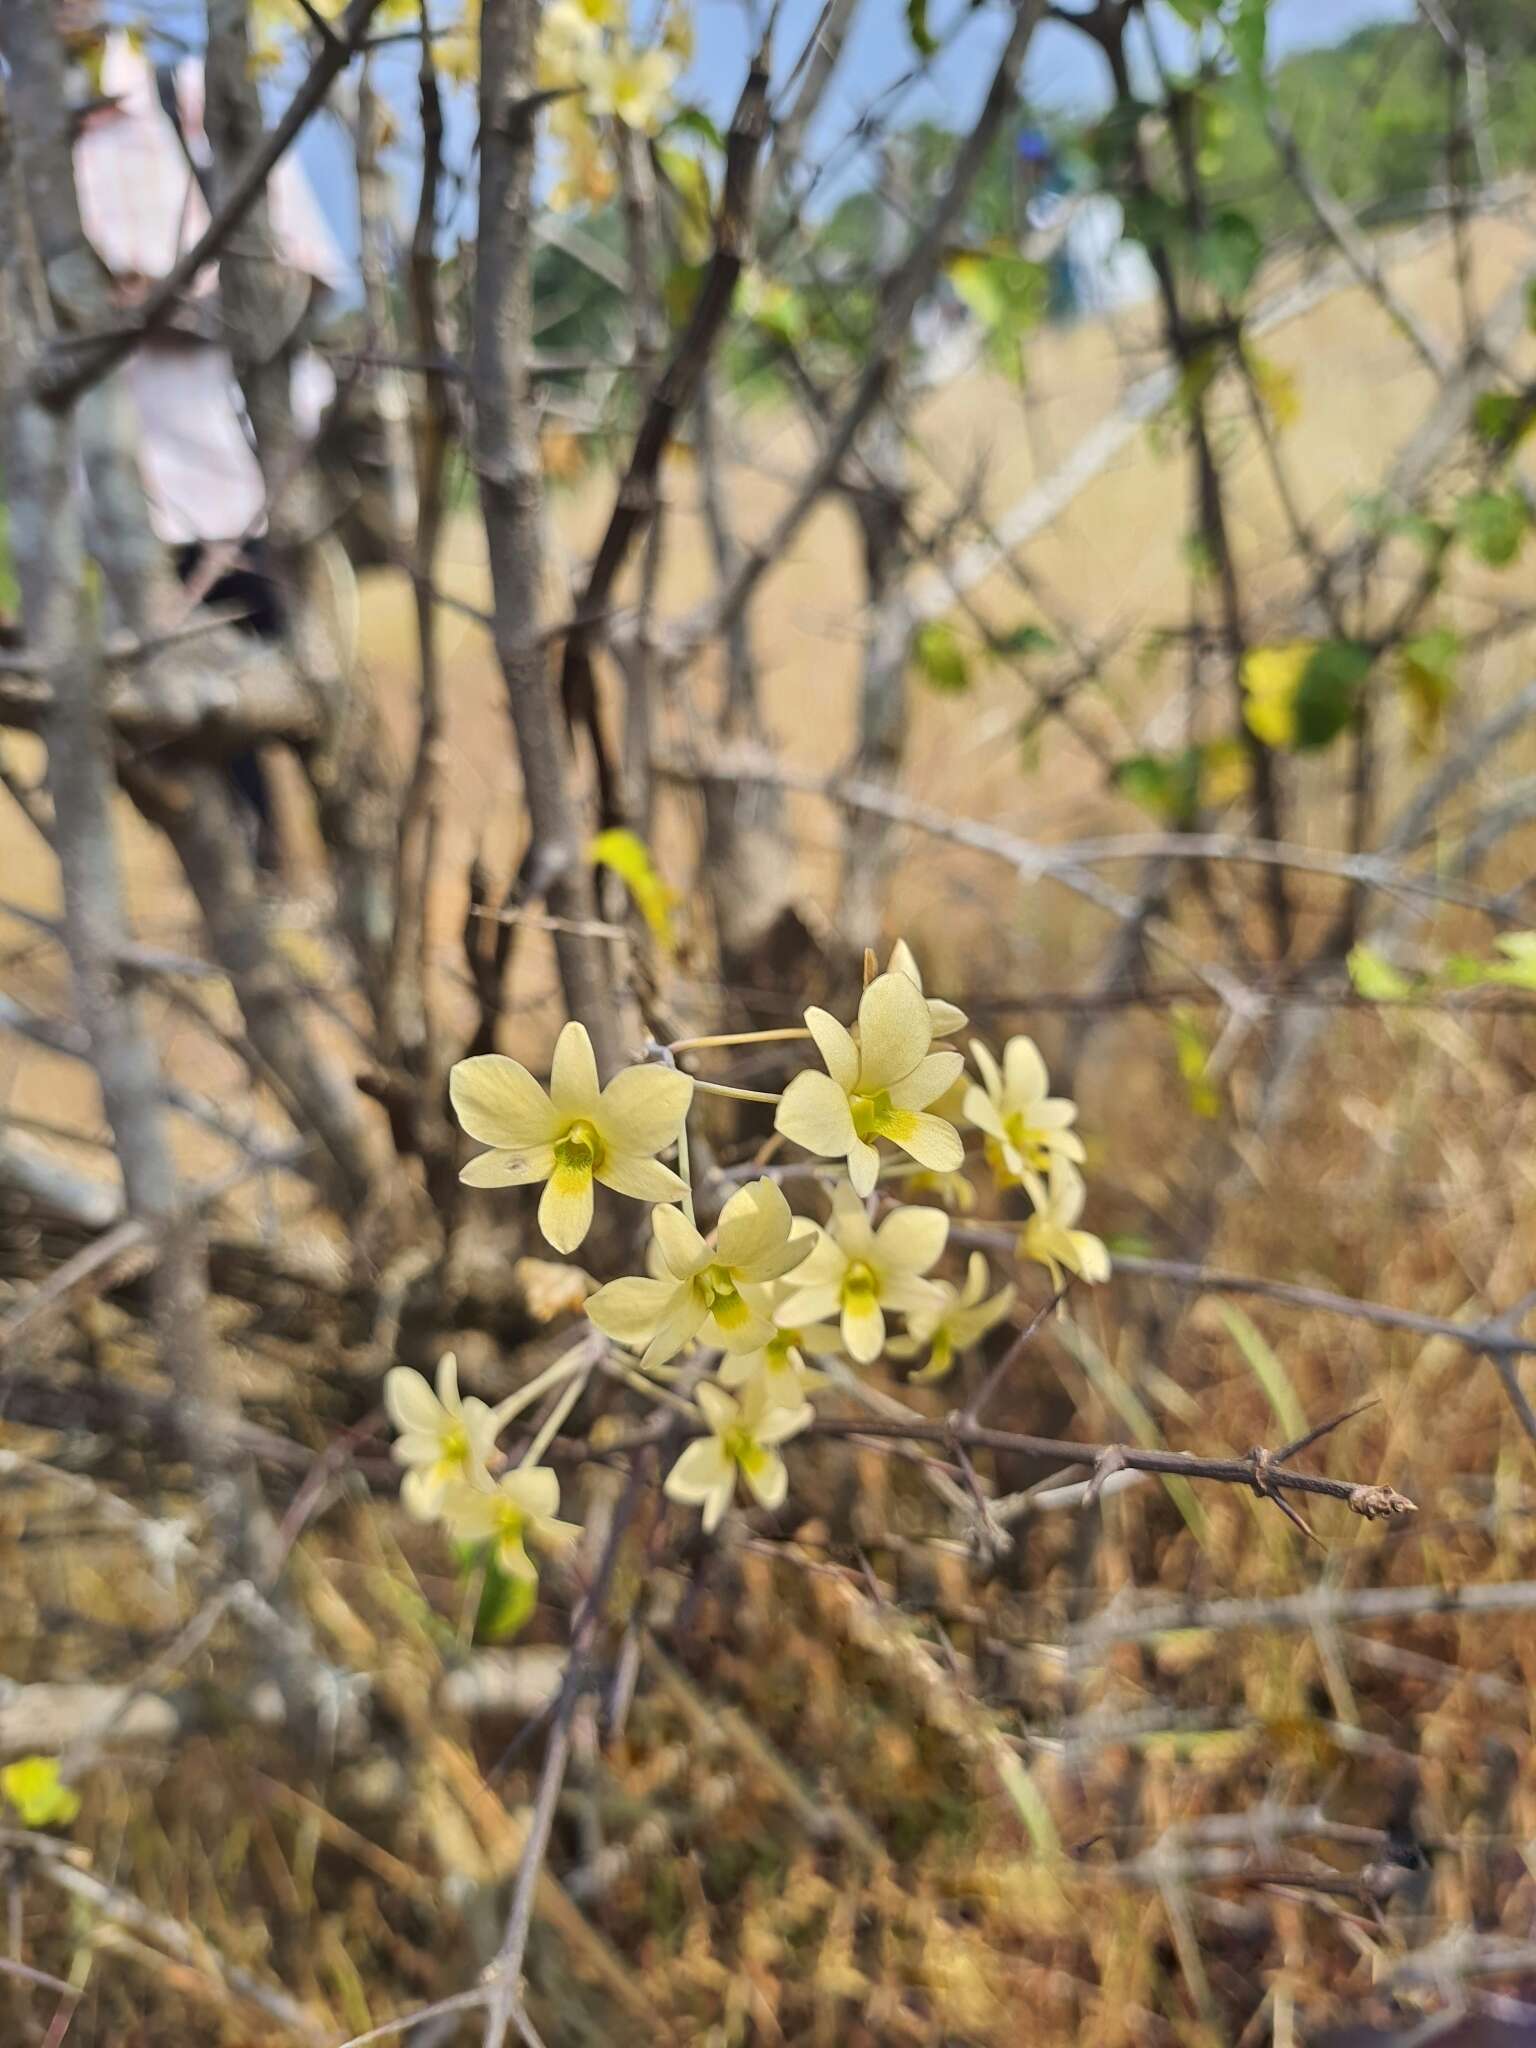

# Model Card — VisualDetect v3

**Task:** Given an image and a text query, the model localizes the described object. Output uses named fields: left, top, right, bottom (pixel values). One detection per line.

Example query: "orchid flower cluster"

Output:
left=386, top=945, right=1108, bottom=1582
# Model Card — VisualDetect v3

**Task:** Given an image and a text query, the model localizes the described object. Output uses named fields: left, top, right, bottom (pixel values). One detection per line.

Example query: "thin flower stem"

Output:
left=521, top=1364, right=592, bottom=1468
left=667, top=1027, right=811, bottom=1052
left=488, top=1345, right=591, bottom=1433
left=689, top=1077, right=783, bottom=1105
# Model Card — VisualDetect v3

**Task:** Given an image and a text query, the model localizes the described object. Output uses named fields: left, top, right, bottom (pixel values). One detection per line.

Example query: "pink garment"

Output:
left=72, top=33, right=346, bottom=545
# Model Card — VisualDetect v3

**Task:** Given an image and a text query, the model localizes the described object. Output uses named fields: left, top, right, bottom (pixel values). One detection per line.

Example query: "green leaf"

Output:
left=1169, top=1005, right=1221, bottom=1119
left=1291, top=640, right=1371, bottom=751
left=1484, top=932, right=1536, bottom=991
left=945, top=250, right=1046, bottom=375
left=913, top=620, right=970, bottom=695
left=906, top=0, right=936, bottom=55
left=1456, top=489, right=1528, bottom=568
left=1471, top=390, right=1536, bottom=453
left=1, top=1757, right=81, bottom=1830
left=475, top=1555, right=537, bottom=1644
left=1227, top=0, right=1268, bottom=93
left=590, top=827, right=679, bottom=952
left=1347, top=945, right=1416, bottom=1004
left=992, top=622, right=1057, bottom=660
left=1114, top=749, right=1200, bottom=826
left=1398, top=627, right=1459, bottom=746
left=665, top=105, right=724, bottom=151
left=1192, top=210, right=1263, bottom=298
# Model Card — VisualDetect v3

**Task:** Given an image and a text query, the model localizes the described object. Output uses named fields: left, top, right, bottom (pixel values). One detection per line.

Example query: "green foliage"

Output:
left=461, top=1546, right=537, bottom=1644
left=1471, top=390, right=1536, bottom=453
left=1347, top=945, right=1418, bottom=1003
left=1397, top=628, right=1459, bottom=745
left=944, top=249, right=1047, bottom=375
left=1455, top=488, right=1529, bottom=568
left=590, top=827, right=679, bottom=951
left=1292, top=640, right=1372, bottom=750
left=1112, top=739, right=1246, bottom=825
left=992, top=623, right=1057, bottom=660
left=1191, top=210, right=1263, bottom=297
left=1169, top=1007, right=1221, bottom=1119
left=912, top=621, right=970, bottom=695
left=905, top=0, right=936, bottom=57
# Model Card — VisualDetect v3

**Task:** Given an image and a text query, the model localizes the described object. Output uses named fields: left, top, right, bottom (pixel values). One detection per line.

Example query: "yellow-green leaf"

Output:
left=589, top=827, right=678, bottom=953
left=1169, top=1005, right=1221, bottom=1119
left=2, top=1756, right=81, bottom=1829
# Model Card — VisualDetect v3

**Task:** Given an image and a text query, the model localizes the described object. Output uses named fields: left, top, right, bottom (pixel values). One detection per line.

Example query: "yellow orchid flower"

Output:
left=888, top=1252, right=1015, bottom=1383
left=384, top=1353, right=501, bottom=1521
left=585, top=1178, right=811, bottom=1372
left=1018, top=1157, right=1110, bottom=1287
left=450, top=1025, right=693, bottom=1255
left=536, top=0, right=604, bottom=86
left=663, top=1380, right=812, bottom=1533
left=440, top=1465, right=580, bottom=1584
left=774, top=1181, right=948, bottom=1365
left=964, top=1035, right=1084, bottom=1184
left=583, top=38, right=678, bottom=131
left=718, top=1326, right=830, bottom=1411
left=775, top=972, right=964, bottom=1197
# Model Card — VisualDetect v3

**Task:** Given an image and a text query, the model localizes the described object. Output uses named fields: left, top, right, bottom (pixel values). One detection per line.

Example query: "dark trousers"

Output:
left=172, top=540, right=281, bottom=867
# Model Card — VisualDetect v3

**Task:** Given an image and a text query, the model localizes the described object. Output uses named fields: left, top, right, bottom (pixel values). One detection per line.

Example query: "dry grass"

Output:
left=5, top=219, right=1536, bottom=2044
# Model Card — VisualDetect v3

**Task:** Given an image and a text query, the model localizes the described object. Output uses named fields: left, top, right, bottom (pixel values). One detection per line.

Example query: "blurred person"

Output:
left=61, top=4, right=346, bottom=868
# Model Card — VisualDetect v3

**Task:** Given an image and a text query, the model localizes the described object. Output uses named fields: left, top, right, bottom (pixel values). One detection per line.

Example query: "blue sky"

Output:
left=676, top=0, right=1415, bottom=142
left=128, top=0, right=1417, bottom=264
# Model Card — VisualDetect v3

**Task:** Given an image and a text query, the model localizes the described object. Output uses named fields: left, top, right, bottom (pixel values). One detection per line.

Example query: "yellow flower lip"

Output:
left=555, top=1118, right=604, bottom=1174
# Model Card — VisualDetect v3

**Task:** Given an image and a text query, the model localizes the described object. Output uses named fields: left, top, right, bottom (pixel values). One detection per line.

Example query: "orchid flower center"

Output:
left=555, top=1118, right=604, bottom=1176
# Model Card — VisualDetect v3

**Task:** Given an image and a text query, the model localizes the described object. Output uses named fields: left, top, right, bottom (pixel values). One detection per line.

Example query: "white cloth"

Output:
left=72, top=33, right=346, bottom=545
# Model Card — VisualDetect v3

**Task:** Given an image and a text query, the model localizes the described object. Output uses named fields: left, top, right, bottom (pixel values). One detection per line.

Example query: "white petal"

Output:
left=595, top=1154, right=687, bottom=1202
left=598, top=1064, right=693, bottom=1153
left=459, top=1145, right=555, bottom=1190
left=585, top=1275, right=679, bottom=1346
left=874, top=1202, right=949, bottom=1275
left=846, top=1137, right=881, bottom=1197
left=695, top=1380, right=739, bottom=1434
left=854, top=974, right=932, bottom=1091
left=741, top=1447, right=789, bottom=1511
left=962, top=1085, right=1004, bottom=1141
left=969, top=1039, right=1004, bottom=1103
left=826, top=1178, right=876, bottom=1255
left=887, top=1050, right=964, bottom=1111
left=1003, top=1034, right=1050, bottom=1108
left=773, top=1280, right=842, bottom=1326
left=716, top=1178, right=793, bottom=1271
left=435, top=1352, right=462, bottom=1412
left=538, top=1163, right=594, bottom=1253
left=652, top=1200, right=710, bottom=1278
left=449, top=1055, right=558, bottom=1148
left=803, top=1006, right=860, bottom=1092
left=385, top=1367, right=443, bottom=1435
left=639, top=1291, right=710, bottom=1373
left=841, top=1294, right=886, bottom=1365
left=884, top=1110, right=963, bottom=1175
left=549, top=1021, right=602, bottom=1117
left=775, top=1069, right=856, bottom=1158
left=499, top=1466, right=561, bottom=1519
left=665, top=1438, right=729, bottom=1503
